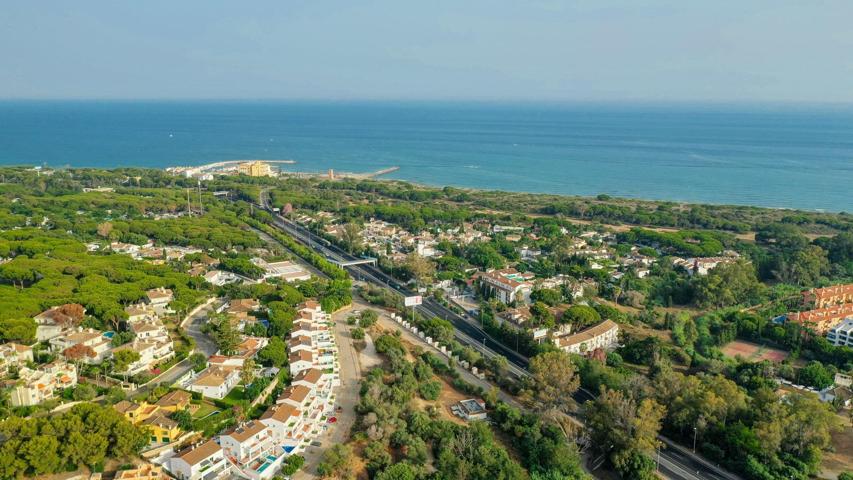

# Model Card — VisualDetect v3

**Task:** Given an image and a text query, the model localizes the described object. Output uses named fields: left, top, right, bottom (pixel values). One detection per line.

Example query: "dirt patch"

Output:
left=821, top=415, right=853, bottom=480
left=721, top=340, right=789, bottom=362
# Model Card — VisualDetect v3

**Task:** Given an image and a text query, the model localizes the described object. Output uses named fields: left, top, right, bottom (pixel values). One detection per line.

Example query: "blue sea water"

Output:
left=0, top=100, right=851, bottom=212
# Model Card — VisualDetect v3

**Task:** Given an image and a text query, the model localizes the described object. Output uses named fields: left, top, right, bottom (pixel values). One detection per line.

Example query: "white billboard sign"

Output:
left=404, top=295, right=423, bottom=307
left=533, top=328, right=548, bottom=340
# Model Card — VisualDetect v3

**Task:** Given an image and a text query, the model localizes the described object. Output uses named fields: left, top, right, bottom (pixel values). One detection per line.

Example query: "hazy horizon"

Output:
left=3, top=1, right=853, bottom=103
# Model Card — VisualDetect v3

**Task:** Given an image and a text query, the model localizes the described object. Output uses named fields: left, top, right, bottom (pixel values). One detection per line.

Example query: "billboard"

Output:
left=404, top=295, right=423, bottom=307
left=533, top=328, right=548, bottom=340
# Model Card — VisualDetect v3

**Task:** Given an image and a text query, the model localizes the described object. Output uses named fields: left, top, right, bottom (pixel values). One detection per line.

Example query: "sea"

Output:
left=1, top=100, right=851, bottom=212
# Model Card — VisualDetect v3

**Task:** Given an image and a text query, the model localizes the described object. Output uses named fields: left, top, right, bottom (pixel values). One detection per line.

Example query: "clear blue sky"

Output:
left=3, top=0, right=852, bottom=102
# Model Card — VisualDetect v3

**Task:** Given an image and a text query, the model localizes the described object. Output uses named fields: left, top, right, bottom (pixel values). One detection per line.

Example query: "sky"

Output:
left=2, top=1, right=853, bottom=102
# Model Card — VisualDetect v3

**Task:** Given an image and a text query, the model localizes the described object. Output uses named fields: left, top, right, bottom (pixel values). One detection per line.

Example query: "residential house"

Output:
left=142, top=412, right=181, bottom=444
left=454, top=398, right=488, bottom=421
left=51, top=328, right=113, bottom=364
left=259, top=403, right=303, bottom=446
left=203, top=270, right=241, bottom=286
left=34, top=304, right=85, bottom=341
left=498, top=307, right=532, bottom=330
left=0, top=343, right=33, bottom=375
left=168, top=439, right=230, bottom=480
left=115, top=464, right=170, bottom=480
left=186, top=365, right=241, bottom=399
left=146, top=288, right=174, bottom=315
left=113, top=338, right=175, bottom=375
left=288, top=351, right=314, bottom=376
left=219, top=421, right=283, bottom=480
left=155, top=389, right=192, bottom=412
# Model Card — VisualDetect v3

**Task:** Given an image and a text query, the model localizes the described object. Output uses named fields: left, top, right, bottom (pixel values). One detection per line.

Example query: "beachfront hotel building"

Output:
left=237, top=161, right=273, bottom=177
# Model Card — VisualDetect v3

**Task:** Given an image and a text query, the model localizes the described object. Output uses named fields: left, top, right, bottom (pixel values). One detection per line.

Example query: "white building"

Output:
left=556, top=320, right=619, bottom=355
left=185, top=365, right=241, bottom=399
left=0, top=343, right=33, bottom=375
left=9, top=362, right=78, bottom=407
left=251, top=258, right=311, bottom=282
left=219, top=421, right=283, bottom=480
left=827, top=318, right=853, bottom=347
left=50, top=328, right=114, bottom=364
left=168, top=439, right=230, bottom=480
left=478, top=268, right=534, bottom=304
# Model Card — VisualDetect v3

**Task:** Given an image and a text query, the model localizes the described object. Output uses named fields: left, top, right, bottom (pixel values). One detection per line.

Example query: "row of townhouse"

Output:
left=168, top=301, right=340, bottom=480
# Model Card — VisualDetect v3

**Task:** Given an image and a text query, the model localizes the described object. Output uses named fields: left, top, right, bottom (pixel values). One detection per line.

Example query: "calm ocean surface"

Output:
left=0, top=101, right=851, bottom=212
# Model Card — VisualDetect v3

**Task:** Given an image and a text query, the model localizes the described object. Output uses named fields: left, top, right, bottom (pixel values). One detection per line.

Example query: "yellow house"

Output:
left=154, top=389, right=192, bottom=413
left=114, top=400, right=159, bottom=422
left=113, top=400, right=182, bottom=445
left=141, top=413, right=181, bottom=444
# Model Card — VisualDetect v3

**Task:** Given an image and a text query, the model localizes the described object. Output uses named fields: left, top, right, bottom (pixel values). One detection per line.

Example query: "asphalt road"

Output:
left=132, top=299, right=221, bottom=394
left=257, top=195, right=741, bottom=480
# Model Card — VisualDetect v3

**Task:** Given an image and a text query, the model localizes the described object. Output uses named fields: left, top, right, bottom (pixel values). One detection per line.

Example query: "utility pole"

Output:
left=186, top=188, right=192, bottom=215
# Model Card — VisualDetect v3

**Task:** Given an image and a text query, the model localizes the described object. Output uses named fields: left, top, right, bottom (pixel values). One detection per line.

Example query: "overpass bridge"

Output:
left=330, top=257, right=377, bottom=267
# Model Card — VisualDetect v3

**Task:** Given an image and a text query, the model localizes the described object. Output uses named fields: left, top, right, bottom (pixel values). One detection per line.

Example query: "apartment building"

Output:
left=827, top=318, right=853, bottom=347
left=9, top=362, right=78, bottom=407
left=478, top=268, right=534, bottom=304
left=557, top=320, right=619, bottom=355
left=805, top=284, right=853, bottom=308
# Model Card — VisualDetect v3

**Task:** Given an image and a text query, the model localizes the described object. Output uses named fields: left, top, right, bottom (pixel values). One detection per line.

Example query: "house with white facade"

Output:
left=168, top=439, right=230, bottom=480
left=50, top=328, right=114, bottom=364
left=0, top=343, right=33, bottom=375
left=185, top=365, right=241, bottom=399
left=219, top=421, right=283, bottom=480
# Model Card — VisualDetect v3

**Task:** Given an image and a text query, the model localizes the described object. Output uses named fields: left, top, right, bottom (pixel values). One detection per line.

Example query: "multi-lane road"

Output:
left=257, top=193, right=740, bottom=480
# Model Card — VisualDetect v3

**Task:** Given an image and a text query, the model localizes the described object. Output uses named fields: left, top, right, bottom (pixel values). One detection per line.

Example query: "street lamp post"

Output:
left=693, top=427, right=698, bottom=453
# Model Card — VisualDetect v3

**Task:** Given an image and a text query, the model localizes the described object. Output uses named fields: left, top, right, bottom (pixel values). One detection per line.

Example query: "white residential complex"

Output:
left=9, top=361, right=78, bottom=407
left=478, top=268, right=534, bottom=304
left=166, top=301, right=340, bottom=480
left=556, top=320, right=620, bottom=355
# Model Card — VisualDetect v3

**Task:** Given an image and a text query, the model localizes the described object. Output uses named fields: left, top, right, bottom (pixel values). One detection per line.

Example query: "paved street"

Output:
left=133, top=298, right=220, bottom=394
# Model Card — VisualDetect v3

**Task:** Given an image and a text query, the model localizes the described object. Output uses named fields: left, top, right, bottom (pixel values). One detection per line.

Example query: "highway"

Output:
left=256, top=192, right=741, bottom=480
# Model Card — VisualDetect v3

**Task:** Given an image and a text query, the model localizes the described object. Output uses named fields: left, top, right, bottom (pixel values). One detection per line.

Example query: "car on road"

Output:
left=310, top=440, right=322, bottom=447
